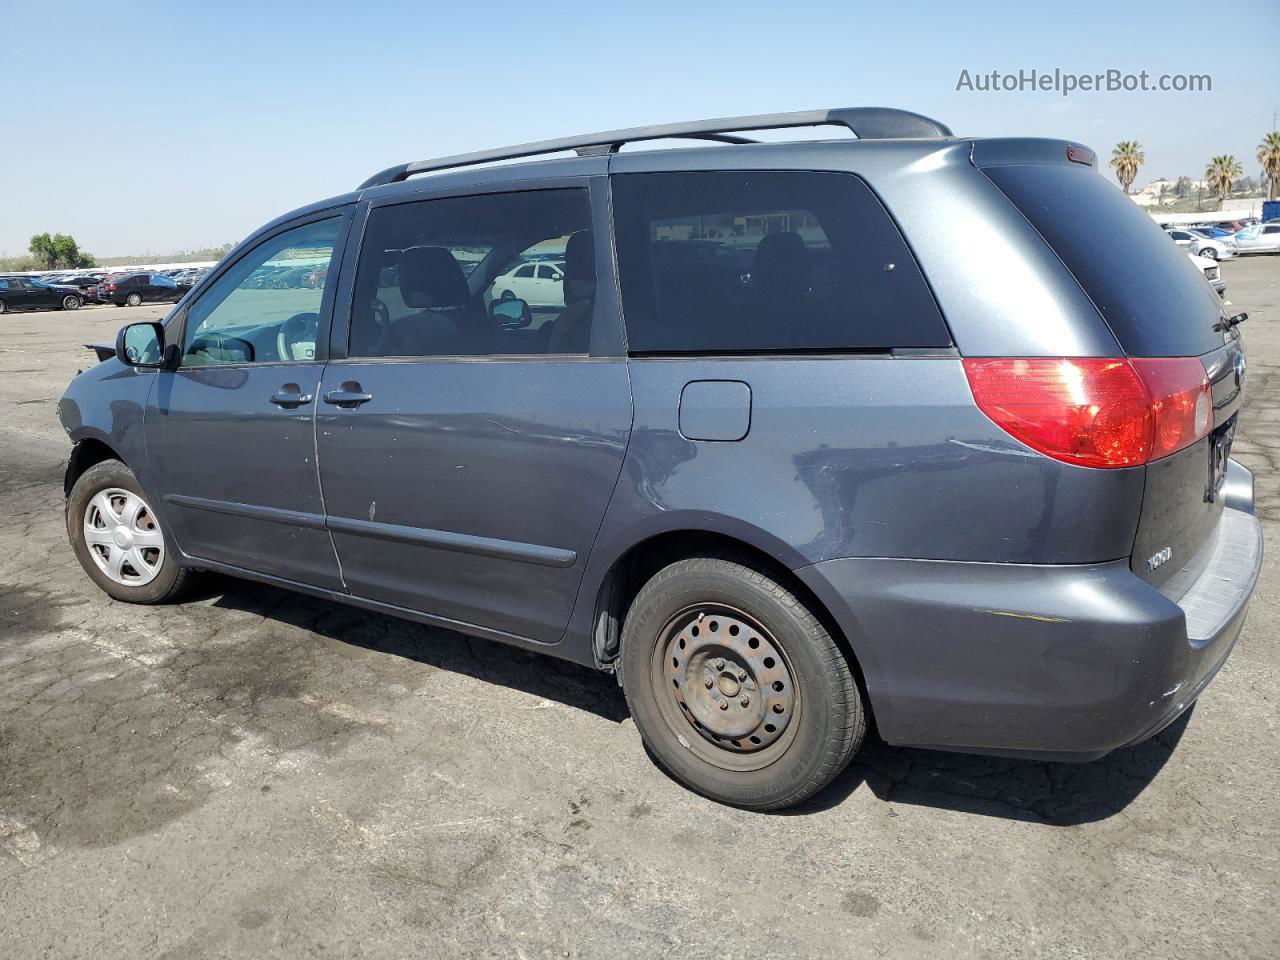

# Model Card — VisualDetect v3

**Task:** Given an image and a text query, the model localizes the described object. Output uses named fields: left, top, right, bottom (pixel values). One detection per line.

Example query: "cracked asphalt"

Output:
left=2, top=259, right=1278, bottom=959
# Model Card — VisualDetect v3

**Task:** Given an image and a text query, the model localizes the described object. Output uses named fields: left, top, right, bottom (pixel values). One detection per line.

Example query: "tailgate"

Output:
left=1132, top=335, right=1245, bottom=591
left=977, top=159, right=1248, bottom=593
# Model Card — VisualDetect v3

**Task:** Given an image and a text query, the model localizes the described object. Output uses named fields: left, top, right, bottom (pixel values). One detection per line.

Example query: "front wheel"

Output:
left=619, top=556, right=865, bottom=810
left=66, top=460, right=191, bottom=604
left=1199, top=247, right=1219, bottom=261
left=125, top=292, right=143, bottom=307
left=0, top=299, right=7, bottom=314
left=62, top=295, right=81, bottom=310
left=499, top=289, right=516, bottom=300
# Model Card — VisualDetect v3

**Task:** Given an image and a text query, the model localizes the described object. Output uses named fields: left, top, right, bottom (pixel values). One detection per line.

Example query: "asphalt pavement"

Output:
left=1, top=261, right=1278, bottom=958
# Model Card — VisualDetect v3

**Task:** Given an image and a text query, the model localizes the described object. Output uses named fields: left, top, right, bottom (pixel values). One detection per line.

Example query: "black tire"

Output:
left=66, top=460, right=192, bottom=604
left=619, top=555, right=865, bottom=810
left=500, top=289, right=516, bottom=300
left=0, top=299, right=7, bottom=314
left=125, top=292, right=142, bottom=307
left=1200, top=247, right=1219, bottom=261
left=62, top=295, right=81, bottom=310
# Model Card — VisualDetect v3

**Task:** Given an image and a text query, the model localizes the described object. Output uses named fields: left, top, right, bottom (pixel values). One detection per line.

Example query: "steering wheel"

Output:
left=276, top=312, right=319, bottom=361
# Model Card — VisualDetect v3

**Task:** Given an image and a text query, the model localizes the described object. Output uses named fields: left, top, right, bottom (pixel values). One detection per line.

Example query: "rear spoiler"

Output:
left=86, top=342, right=115, bottom=362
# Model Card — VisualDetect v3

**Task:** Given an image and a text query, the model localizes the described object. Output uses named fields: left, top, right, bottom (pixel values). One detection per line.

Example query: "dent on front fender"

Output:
left=59, top=361, right=156, bottom=483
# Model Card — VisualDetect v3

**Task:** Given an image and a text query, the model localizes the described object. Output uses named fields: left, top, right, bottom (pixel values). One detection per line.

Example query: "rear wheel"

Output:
left=619, top=556, right=865, bottom=810
left=66, top=460, right=191, bottom=604
left=0, top=299, right=7, bottom=314
left=125, top=292, right=143, bottom=307
left=500, top=289, right=516, bottom=300
left=62, top=295, right=81, bottom=310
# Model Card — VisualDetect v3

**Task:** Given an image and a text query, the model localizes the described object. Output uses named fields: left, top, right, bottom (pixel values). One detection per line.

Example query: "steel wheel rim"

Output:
left=63, top=296, right=79, bottom=310
left=650, top=603, right=801, bottom=772
left=83, top=487, right=164, bottom=586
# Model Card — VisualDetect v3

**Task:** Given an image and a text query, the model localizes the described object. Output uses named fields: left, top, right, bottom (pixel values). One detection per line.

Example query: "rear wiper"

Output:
left=1214, top=312, right=1248, bottom=333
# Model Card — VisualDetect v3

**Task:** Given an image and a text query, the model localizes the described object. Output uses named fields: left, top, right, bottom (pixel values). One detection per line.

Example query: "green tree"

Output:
left=1110, top=141, right=1144, bottom=194
left=1204, top=155, right=1243, bottom=209
left=28, top=233, right=56, bottom=269
left=1259, top=131, right=1280, bottom=201
left=27, top=232, right=95, bottom=269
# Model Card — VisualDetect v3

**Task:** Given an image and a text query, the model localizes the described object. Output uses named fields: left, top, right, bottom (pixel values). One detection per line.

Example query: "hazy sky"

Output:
left=2, top=0, right=1277, bottom=257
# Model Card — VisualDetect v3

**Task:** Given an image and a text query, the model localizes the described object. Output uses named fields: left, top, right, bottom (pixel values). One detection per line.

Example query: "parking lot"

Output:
left=1, top=258, right=1277, bottom=958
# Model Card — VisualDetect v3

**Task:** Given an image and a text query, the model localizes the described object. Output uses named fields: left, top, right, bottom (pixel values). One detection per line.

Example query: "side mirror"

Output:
left=489, top=296, right=532, bottom=329
left=115, top=321, right=165, bottom=367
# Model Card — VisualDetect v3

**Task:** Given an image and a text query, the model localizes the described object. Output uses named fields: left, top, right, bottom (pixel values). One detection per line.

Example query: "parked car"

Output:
left=0, top=275, right=83, bottom=313
left=266, top=265, right=311, bottom=288
left=1165, top=227, right=1234, bottom=260
left=1231, top=222, right=1280, bottom=254
left=1190, top=226, right=1234, bottom=239
left=301, top=266, right=327, bottom=288
left=96, top=272, right=191, bottom=307
left=169, top=268, right=209, bottom=286
left=60, top=107, right=1260, bottom=811
left=491, top=259, right=566, bottom=307
left=57, top=274, right=107, bottom=302
left=1188, top=251, right=1225, bottom=296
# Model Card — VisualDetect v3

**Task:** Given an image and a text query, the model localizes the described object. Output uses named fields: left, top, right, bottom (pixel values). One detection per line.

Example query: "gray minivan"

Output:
left=59, top=108, right=1261, bottom=810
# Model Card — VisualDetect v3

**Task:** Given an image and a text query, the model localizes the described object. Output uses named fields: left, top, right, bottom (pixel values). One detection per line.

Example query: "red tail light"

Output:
left=106, top=283, right=117, bottom=292
left=963, top=357, right=1211, bottom=468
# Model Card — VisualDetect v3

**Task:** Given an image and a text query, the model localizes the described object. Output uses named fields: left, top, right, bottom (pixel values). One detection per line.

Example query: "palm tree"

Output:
left=1110, top=141, right=1144, bottom=194
left=1259, top=131, right=1280, bottom=201
left=1204, top=155, right=1243, bottom=209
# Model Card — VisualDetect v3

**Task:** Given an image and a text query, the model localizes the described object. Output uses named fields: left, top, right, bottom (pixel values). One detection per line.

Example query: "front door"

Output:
left=316, top=182, right=631, bottom=643
left=11, top=278, right=41, bottom=309
left=146, top=211, right=352, bottom=588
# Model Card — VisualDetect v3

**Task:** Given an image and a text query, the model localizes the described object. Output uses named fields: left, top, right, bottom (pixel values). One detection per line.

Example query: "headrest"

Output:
left=751, top=232, right=809, bottom=299
left=562, top=230, right=595, bottom=304
left=399, top=246, right=469, bottom=309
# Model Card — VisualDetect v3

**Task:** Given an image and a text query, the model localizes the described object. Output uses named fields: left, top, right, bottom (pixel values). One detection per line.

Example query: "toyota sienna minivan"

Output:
left=58, top=107, right=1261, bottom=810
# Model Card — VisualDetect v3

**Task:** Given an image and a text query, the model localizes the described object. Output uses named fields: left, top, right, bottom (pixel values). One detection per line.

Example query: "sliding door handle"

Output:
left=270, top=383, right=313, bottom=408
left=323, top=382, right=373, bottom=408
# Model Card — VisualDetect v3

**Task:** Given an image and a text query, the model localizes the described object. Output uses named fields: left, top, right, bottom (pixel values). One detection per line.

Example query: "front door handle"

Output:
left=323, top=382, right=373, bottom=408
left=270, top=383, right=314, bottom=408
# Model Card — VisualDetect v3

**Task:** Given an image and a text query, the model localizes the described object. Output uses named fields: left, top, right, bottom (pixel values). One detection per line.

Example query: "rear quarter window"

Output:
left=611, top=171, right=950, bottom=353
left=982, top=164, right=1225, bottom=357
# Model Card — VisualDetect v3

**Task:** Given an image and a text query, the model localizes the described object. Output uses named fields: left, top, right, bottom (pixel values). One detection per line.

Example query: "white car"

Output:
left=1165, top=227, right=1235, bottom=261
left=1231, top=222, right=1280, bottom=255
left=491, top=260, right=565, bottom=307
left=1187, top=251, right=1225, bottom=297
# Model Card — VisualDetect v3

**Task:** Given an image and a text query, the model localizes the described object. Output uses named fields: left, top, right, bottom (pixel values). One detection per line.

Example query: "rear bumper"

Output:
left=796, top=464, right=1262, bottom=761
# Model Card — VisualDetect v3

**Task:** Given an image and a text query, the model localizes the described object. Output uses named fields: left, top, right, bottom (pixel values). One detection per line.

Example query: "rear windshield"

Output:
left=982, top=164, right=1225, bottom=357
left=612, top=171, right=950, bottom=354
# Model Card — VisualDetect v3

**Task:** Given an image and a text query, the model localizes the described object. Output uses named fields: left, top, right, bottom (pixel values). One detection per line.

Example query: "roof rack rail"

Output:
left=358, top=107, right=953, bottom=189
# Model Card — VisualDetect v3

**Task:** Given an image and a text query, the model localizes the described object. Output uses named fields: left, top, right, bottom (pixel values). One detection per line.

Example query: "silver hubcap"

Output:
left=128, top=294, right=140, bottom=306
left=83, top=487, right=164, bottom=585
left=64, top=296, right=79, bottom=309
